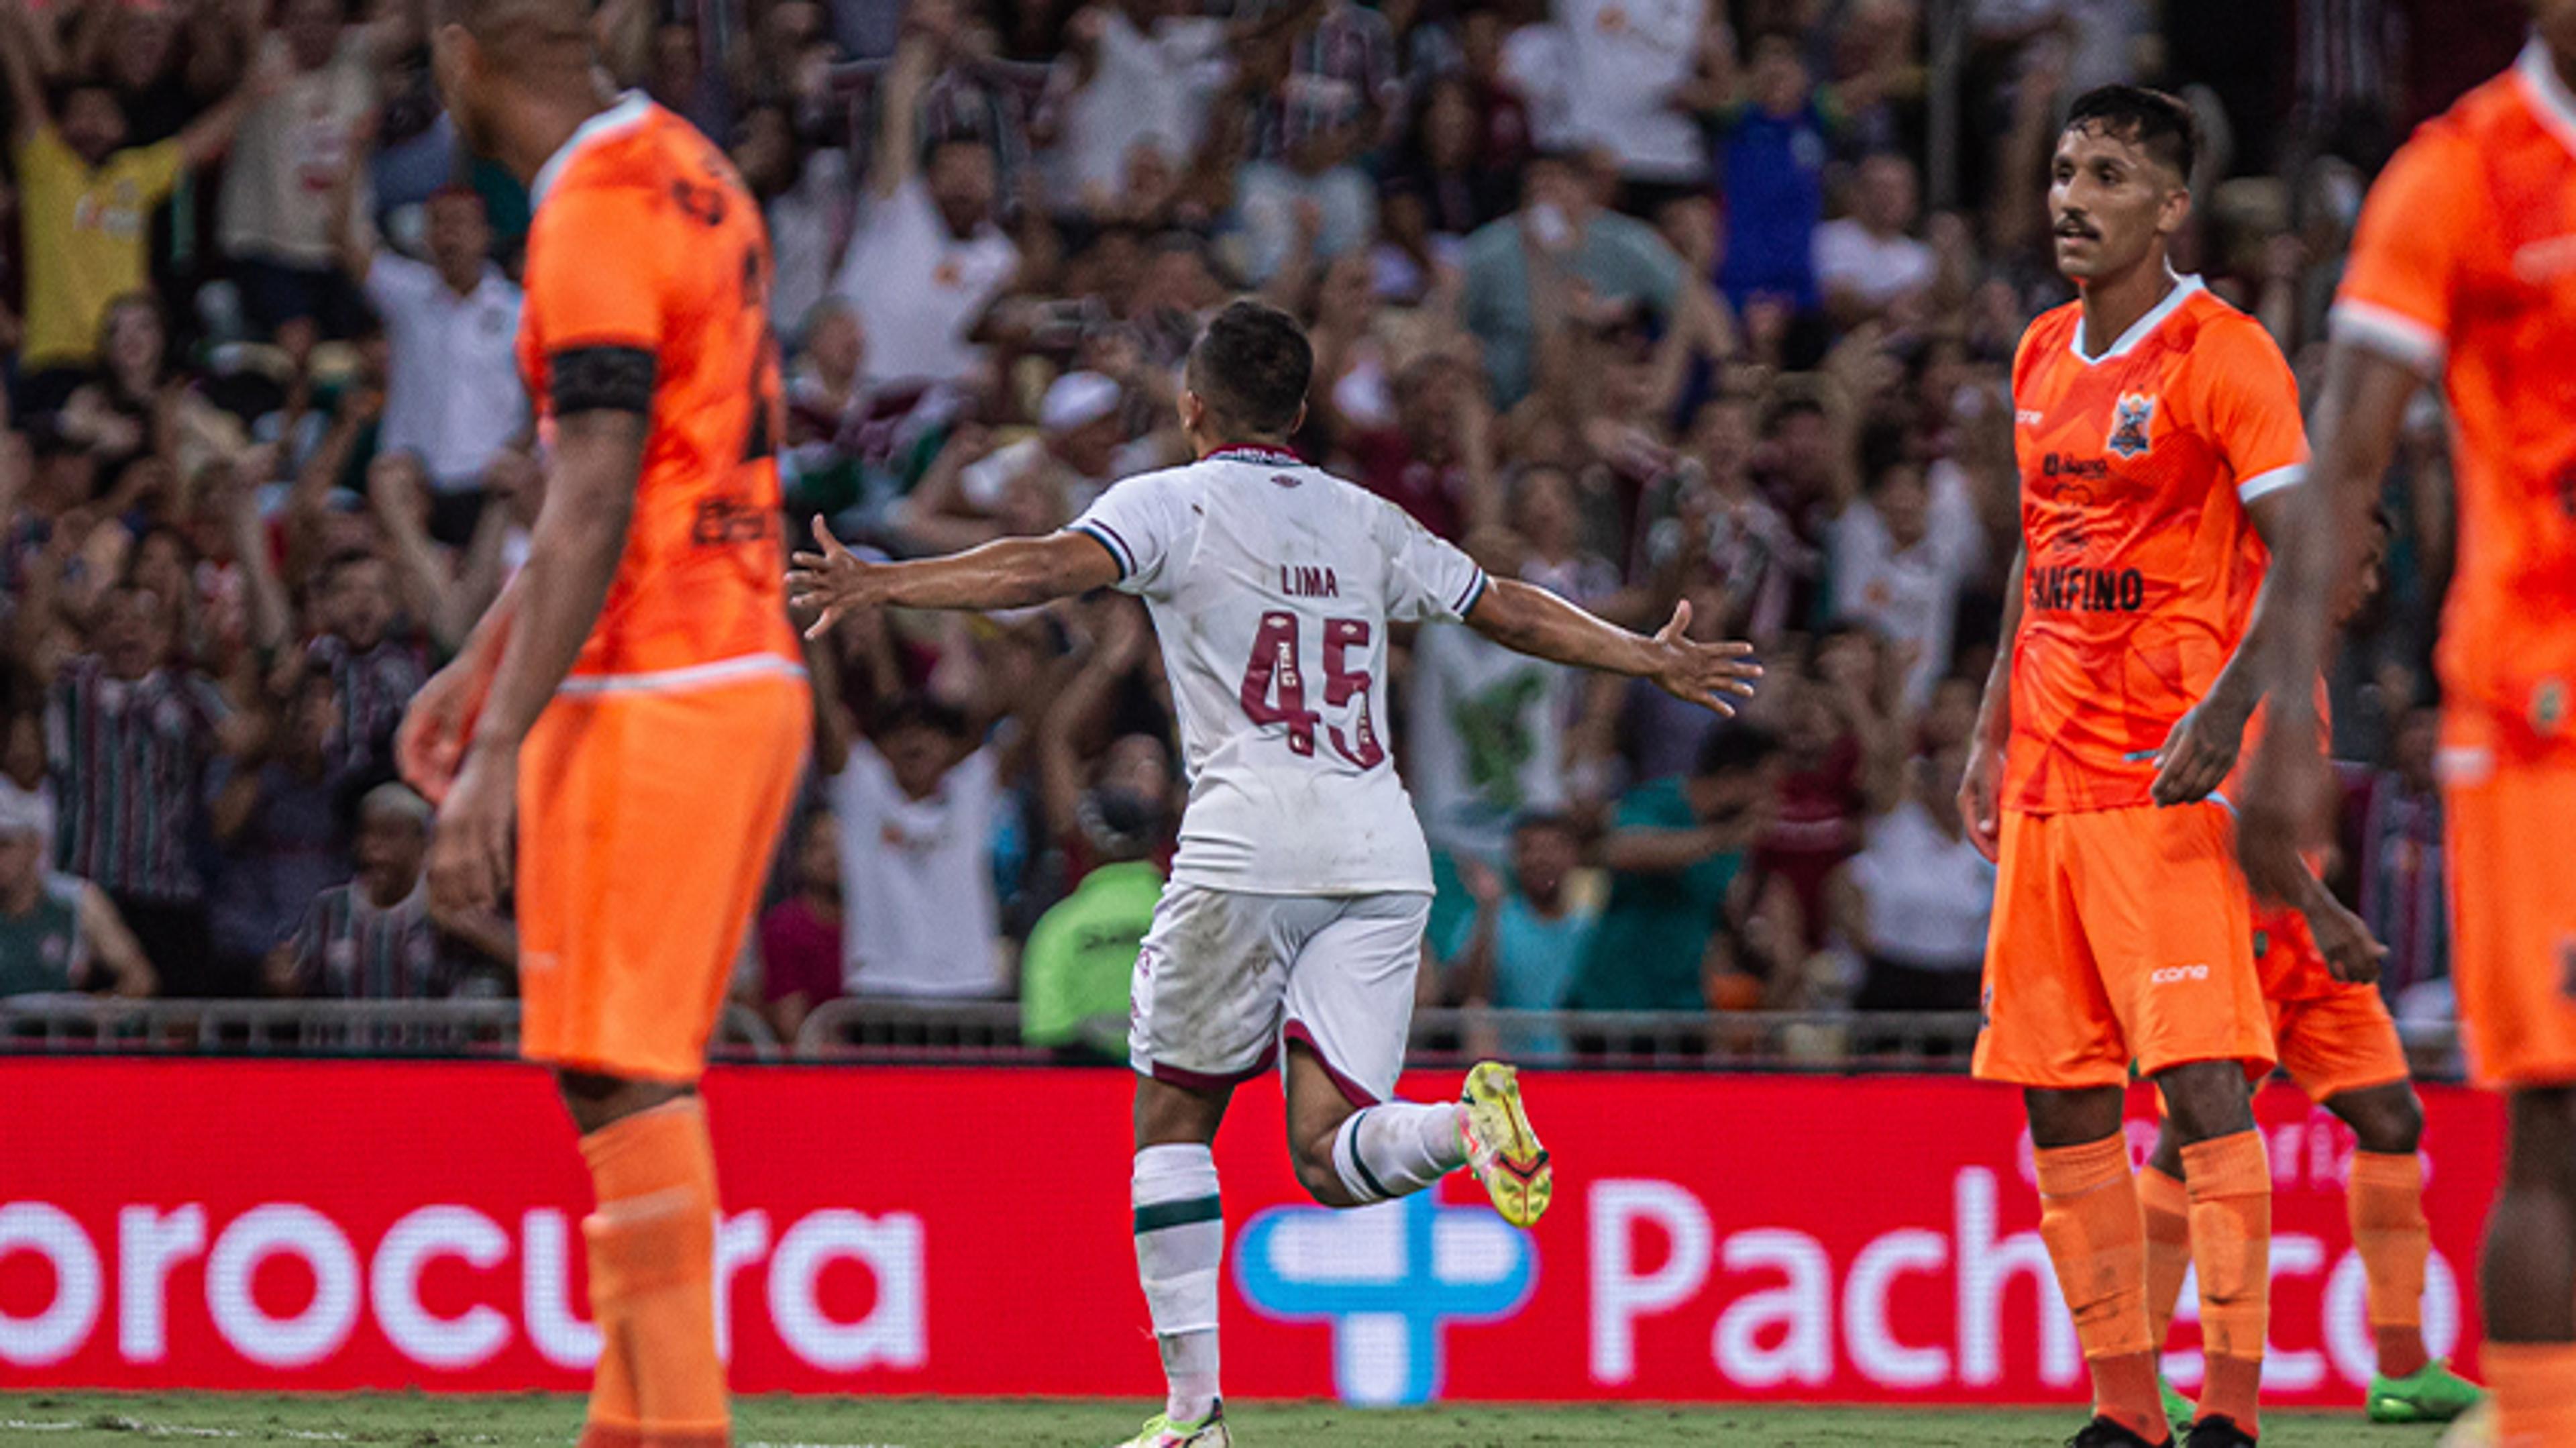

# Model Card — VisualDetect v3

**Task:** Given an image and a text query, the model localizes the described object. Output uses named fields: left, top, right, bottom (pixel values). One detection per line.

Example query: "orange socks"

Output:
left=2181, top=1131, right=2271, bottom=1435
left=2139, top=1166, right=2192, bottom=1353
left=2035, top=1136, right=2165, bottom=1443
left=2347, top=1149, right=2431, bottom=1379
left=2485, top=1342, right=2576, bottom=1447
left=578, top=1097, right=729, bottom=1448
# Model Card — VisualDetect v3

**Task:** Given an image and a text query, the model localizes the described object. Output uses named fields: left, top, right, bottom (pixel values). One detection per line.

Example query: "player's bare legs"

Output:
left=2479, top=1087, right=2576, bottom=1437
left=557, top=1070, right=727, bottom=1448
left=1282, top=1042, right=1550, bottom=1225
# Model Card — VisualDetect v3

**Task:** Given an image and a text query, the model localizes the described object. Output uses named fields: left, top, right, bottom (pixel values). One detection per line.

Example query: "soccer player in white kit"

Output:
left=792, top=302, right=1760, bottom=1447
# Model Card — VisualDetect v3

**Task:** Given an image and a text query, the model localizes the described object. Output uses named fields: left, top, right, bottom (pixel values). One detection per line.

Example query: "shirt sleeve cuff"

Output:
left=1072, top=521, right=1135, bottom=581
left=2328, top=299, right=2447, bottom=376
left=2237, top=463, right=2306, bottom=505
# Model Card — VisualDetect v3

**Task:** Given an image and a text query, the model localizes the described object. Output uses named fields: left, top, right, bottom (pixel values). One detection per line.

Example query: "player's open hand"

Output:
left=789, top=517, right=880, bottom=639
left=397, top=656, right=494, bottom=806
left=1957, top=740, right=2004, bottom=862
left=427, top=743, right=517, bottom=917
left=2149, top=696, right=2249, bottom=806
left=1644, top=598, right=1762, bottom=717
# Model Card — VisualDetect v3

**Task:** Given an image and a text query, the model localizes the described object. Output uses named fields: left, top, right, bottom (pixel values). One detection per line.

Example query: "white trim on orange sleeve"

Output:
left=2328, top=299, right=2447, bottom=376
left=2235, top=464, right=2306, bottom=504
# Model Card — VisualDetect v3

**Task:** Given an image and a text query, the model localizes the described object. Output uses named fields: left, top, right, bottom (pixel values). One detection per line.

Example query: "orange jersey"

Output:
left=518, top=95, right=798, bottom=686
left=2333, top=43, right=2576, bottom=759
left=2004, top=280, right=2308, bottom=813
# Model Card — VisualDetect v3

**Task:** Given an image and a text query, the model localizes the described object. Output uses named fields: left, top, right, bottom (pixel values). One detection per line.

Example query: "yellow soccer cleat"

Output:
left=1460, top=1061, right=1552, bottom=1228
left=1108, top=1406, right=1229, bottom=1448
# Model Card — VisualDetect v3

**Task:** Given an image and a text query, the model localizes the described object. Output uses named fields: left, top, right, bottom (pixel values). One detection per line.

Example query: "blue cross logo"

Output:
left=1232, top=1190, right=1536, bottom=1405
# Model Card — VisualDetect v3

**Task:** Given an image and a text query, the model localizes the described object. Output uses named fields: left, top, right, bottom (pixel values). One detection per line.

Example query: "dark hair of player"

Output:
left=1185, top=301, right=1313, bottom=441
left=2064, top=85, right=2200, bottom=183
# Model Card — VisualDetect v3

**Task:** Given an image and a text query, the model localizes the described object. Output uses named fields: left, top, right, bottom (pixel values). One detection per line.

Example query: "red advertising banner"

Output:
left=0, top=1059, right=2504, bottom=1404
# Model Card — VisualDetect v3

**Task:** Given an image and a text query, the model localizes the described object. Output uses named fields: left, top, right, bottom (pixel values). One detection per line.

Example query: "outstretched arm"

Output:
left=1464, top=581, right=1760, bottom=717
left=789, top=519, right=1119, bottom=632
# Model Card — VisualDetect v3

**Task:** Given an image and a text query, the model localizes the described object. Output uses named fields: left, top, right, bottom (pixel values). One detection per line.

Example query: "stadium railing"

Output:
left=0, top=997, right=785, bottom=1061
left=0, top=996, right=2472, bottom=1078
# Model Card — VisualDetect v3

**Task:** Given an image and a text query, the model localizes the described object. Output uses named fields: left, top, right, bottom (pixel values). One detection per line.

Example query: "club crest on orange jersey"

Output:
left=2106, top=393, right=2157, bottom=459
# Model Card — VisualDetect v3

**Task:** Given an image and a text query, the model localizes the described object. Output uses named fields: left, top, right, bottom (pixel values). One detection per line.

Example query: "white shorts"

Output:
left=1128, top=884, right=1430, bottom=1106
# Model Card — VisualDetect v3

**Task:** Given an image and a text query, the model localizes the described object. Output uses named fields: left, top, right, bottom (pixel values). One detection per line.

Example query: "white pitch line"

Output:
left=0, top=1418, right=355, bottom=1443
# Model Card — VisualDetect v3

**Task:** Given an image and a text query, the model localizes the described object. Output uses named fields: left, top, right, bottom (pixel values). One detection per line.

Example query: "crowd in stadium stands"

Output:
left=0, top=0, right=2513, bottom=1057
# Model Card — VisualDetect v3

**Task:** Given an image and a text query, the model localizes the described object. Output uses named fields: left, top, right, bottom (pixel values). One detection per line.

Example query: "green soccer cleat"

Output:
left=2369, top=1359, right=2486, bottom=1424
left=2160, top=1376, right=2194, bottom=1435
left=1108, top=1406, right=1230, bottom=1447
left=1460, top=1061, right=1552, bottom=1229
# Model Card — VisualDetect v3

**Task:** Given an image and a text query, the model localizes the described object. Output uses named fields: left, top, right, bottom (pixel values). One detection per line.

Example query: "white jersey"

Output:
left=1071, top=445, right=1490, bottom=895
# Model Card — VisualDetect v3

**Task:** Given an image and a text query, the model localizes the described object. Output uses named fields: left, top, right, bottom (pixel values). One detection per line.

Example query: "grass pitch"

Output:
left=0, top=1394, right=2453, bottom=1447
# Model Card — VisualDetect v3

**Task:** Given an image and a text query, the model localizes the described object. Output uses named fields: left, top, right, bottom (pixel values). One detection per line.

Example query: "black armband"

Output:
left=549, top=346, right=657, bottom=417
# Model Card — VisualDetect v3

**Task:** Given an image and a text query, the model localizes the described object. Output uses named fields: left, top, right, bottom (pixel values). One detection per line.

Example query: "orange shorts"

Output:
left=2443, top=715, right=2576, bottom=1089
left=517, top=669, right=810, bottom=1083
left=2269, top=986, right=2411, bottom=1102
left=1974, top=803, right=2272, bottom=1089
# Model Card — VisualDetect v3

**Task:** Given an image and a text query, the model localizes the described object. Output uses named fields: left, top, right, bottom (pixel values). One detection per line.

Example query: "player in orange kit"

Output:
left=1958, top=85, right=2312, bottom=1448
left=2142, top=514, right=2483, bottom=1431
left=396, top=1, right=810, bottom=1443
left=2239, top=6, right=2576, bottom=1445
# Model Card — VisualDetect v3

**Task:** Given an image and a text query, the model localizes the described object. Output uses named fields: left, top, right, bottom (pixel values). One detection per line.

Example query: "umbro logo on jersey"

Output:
left=2106, top=393, right=2157, bottom=459
left=2016, top=409, right=2046, bottom=427
left=2149, top=964, right=2211, bottom=984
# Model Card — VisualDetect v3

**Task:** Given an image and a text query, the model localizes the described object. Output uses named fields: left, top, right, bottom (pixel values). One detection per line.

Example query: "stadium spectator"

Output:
left=1, top=0, right=269, bottom=396
left=0, top=787, right=154, bottom=998
left=830, top=21, right=1020, bottom=392
left=1828, top=454, right=1984, bottom=709
left=1407, top=529, right=1573, bottom=865
left=895, top=371, right=1129, bottom=549
left=1440, top=812, right=1597, bottom=1057
left=39, top=584, right=247, bottom=996
left=820, top=694, right=1007, bottom=998
left=1704, top=32, right=1838, bottom=318
left=757, top=810, right=846, bottom=1043
left=268, top=782, right=511, bottom=999
left=1551, top=0, right=1710, bottom=205
left=1233, top=0, right=1395, bottom=282
left=207, top=662, right=355, bottom=993
left=1460, top=149, right=1686, bottom=409
left=216, top=0, right=412, bottom=339
left=336, top=178, right=527, bottom=544
left=302, top=548, right=426, bottom=780
left=1814, top=151, right=1936, bottom=325
left=1037, top=597, right=1178, bottom=888
left=1565, top=724, right=1780, bottom=1013
left=1019, top=787, right=1161, bottom=1058
left=1824, top=742, right=1994, bottom=1023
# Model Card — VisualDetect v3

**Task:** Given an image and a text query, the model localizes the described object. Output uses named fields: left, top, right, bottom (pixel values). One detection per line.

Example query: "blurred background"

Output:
left=0, top=0, right=2507, bottom=1073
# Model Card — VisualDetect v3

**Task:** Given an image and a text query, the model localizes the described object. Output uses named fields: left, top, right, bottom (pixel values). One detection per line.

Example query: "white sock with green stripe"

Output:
left=1330, top=1102, right=1468, bottom=1204
left=1133, top=1143, right=1222, bottom=1425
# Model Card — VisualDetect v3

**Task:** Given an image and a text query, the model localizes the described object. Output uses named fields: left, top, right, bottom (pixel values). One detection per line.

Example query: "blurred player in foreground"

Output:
left=402, top=3, right=810, bottom=1443
left=2239, top=6, right=2576, bottom=1445
left=2143, top=513, right=2481, bottom=1431
left=792, top=301, right=1760, bottom=1448
left=1960, top=86, right=2312, bottom=1448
